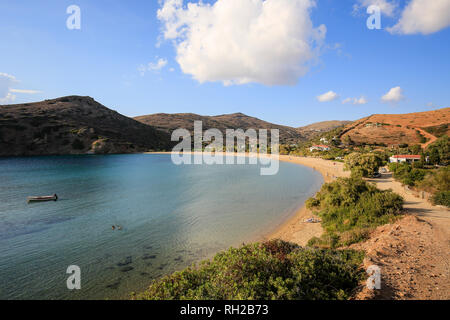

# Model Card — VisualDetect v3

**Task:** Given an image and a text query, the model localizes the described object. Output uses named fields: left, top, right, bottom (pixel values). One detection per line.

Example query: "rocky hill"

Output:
left=0, top=96, right=172, bottom=156
left=135, top=112, right=305, bottom=144
left=339, top=108, right=449, bottom=148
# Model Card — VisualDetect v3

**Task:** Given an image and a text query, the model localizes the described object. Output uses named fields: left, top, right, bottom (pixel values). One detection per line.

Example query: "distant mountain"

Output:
left=339, top=107, right=449, bottom=148
left=0, top=96, right=172, bottom=156
left=296, top=120, right=353, bottom=140
left=135, top=112, right=305, bottom=144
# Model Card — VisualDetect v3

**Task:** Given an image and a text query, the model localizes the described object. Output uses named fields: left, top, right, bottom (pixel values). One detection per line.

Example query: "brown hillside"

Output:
left=340, top=108, right=449, bottom=148
left=135, top=112, right=305, bottom=144
left=0, top=96, right=172, bottom=156
left=297, top=120, right=352, bottom=140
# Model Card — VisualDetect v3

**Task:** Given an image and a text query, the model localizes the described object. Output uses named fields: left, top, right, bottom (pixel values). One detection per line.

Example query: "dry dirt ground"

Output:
left=340, top=107, right=449, bottom=147
left=352, top=173, right=450, bottom=300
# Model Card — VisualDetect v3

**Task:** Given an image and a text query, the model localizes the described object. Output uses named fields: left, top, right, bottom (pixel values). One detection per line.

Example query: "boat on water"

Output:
left=27, top=194, right=58, bottom=203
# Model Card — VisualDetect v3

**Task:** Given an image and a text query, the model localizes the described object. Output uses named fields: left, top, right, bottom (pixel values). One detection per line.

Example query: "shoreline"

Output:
left=145, top=152, right=349, bottom=246
left=265, top=155, right=349, bottom=245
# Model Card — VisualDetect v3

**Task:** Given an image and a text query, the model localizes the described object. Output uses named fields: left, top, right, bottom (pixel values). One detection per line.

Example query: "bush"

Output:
left=426, top=135, right=449, bottom=165
left=418, top=167, right=450, bottom=194
left=389, top=163, right=427, bottom=187
left=306, top=177, right=403, bottom=248
left=134, top=240, right=365, bottom=300
left=344, top=153, right=383, bottom=177
left=431, top=191, right=450, bottom=208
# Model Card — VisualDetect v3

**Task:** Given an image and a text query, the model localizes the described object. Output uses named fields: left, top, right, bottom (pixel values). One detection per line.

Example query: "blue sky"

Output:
left=1, top=0, right=449, bottom=127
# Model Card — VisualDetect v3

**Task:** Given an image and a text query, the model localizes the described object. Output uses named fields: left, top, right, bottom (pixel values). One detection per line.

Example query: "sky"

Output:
left=0, top=0, right=449, bottom=127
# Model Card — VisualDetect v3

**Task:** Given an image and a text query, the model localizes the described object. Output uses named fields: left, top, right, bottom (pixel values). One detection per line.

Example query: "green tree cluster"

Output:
left=344, top=153, right=383, bottom=177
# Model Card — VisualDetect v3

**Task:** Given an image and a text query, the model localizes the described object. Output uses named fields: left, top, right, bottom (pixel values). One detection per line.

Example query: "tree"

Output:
left=410, top=144, right=422, bottom=155
left=427, top=135, right=449, bottom=165
left=344, top=153, right=383, bottom=178
left=429, top=148, right=440, bottom=165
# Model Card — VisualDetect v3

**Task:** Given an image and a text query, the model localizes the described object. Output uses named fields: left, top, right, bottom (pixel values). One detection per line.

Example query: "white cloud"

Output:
left=0, top=72, right=41, bottom=104
left=149, top=58, right=168, bottom=71
left=157, top=0, right=326, bottom=86
left=342, top=96, right=368, bottom=105
left=0, top=92, right=16, bottom=104
left=139, top=58, right=168, bottom=75
left=353, top=0, right=398, bottom=17
left=0, top=73, right=18, bottom=98
left=10, top=89, right=41, bottom=94
left=388, top=0, right=450, bottom=35
left=381, top=86, right=404, bottom=103
left=317, top=91, right=339, bottom=102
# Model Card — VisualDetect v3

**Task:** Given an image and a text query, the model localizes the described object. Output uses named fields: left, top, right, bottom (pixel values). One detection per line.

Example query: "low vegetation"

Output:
left=426, top=135, right=449, bottom=166
left=306, top=177, right=404, bottom=248
left=388, top=162, right=427, bottom=187
left=344, top=153, right=383, bottom=178
left=134, top=240, right=365, bottom=300
left=431, top=191, right=450, bottom=207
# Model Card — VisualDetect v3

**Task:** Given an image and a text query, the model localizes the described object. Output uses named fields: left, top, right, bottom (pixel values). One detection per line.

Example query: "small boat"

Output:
left=27, top=194, right=58, bottom=203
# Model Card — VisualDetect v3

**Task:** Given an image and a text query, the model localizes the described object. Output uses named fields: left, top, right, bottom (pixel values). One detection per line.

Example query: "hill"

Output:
left=135, top=112, right=305, bottom=144
left=339, top=108, right=450, bottom=148
left=296, top=120, right=352, bottom=140
left=0, top=96, right=172, bottom=156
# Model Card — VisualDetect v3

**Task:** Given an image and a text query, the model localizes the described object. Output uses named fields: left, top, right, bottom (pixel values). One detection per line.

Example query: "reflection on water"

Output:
left=0, top=154, right=322, bottom=299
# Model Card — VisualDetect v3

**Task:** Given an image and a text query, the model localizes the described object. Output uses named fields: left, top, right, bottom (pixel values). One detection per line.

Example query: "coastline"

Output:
left=266, top=155, right=349, bottom=245
left=145, top=152, right=349, bottom=246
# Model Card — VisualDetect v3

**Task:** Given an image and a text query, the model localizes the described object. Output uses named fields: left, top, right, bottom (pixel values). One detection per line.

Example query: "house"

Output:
left=389, top=155, right=422, bottom=163
left=310, top=145, right=331, bottom=152
left=320, top=137, right=329, bottom=144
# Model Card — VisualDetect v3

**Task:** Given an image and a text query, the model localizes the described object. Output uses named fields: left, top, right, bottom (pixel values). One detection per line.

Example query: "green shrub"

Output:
left=426, top=135, right=449, bottom=165
left=344, top=153, right=383, bottom=177
left=134, top=240, right=365, bottom=300
left=389, top=162, right=427, bottom=186
left=431, top=191, right=450, bottom=208
left=306, top=177, right=403, bottom=248
left=418, top=167, right=450, bottom=193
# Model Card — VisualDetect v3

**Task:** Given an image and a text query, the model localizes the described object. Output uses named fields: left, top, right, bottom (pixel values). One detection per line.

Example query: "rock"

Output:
left=117, top=256, right=132, bottom=266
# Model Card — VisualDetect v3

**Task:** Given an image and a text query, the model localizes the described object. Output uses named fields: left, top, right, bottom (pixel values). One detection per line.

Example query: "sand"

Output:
left=265, top=155, right=349, bottom=245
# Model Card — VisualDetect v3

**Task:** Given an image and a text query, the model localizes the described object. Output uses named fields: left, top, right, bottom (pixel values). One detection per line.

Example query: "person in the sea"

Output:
left=54, top=194, right=58, bottom=201
left=112, top=225, right=116, bottom=230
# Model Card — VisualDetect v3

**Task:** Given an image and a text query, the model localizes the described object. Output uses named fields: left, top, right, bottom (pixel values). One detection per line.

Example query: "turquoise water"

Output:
left=0, top=154, right=323, bottom=300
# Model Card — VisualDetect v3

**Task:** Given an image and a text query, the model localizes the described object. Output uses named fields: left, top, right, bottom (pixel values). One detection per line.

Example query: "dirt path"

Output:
left=415, top=127, right=437, bottom=149
left=353, top=173, right=450, bottom=300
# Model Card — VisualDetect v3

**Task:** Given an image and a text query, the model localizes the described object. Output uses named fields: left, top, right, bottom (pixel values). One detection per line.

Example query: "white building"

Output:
left=389, top=155, right=421, bottom=163
left=310, top=145, right=331, bottom=152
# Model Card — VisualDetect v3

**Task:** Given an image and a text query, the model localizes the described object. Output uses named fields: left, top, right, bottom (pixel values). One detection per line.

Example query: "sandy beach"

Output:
left=146, top=152, right=350, bottom=246
left=266, top=155, right=349, bottom=245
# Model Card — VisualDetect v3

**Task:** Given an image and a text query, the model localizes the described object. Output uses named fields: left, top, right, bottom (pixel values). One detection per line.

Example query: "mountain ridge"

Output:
left=0, top=96, right=172, bottom=156
left=134, top=112, right=351, bottom=144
